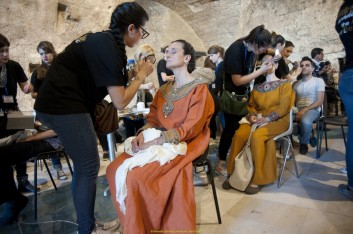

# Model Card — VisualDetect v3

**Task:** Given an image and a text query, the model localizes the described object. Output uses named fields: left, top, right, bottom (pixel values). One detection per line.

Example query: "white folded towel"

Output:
left=115, top=128, right=187, bottom=214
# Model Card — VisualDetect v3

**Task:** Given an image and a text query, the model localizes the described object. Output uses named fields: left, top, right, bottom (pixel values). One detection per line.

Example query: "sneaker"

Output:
left=338, top=184, right=353, bottom=200
left=299, top=144, right=308, bottom=155
left=309, top=136, right=318, bottom=147
left=56, top=168, right=67, bottom=181
left=215, top=160, right=228, bottom=177
left=102, top=152, right=109, bottom=161
left=340, top=167, right=347, bottom=174
left=92, top=218, right=121, bottom=233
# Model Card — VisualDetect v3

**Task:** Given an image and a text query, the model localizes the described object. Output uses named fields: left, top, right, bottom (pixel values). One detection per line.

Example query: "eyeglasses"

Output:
left=139, top=26, right=149, bottom=39
left=300, top=64, right=311, bottom=68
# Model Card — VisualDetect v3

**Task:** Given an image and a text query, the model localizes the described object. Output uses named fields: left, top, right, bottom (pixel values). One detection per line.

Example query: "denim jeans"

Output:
left=37, top=112, right=99, bottom=234
left=338, top=68, right=353, bottom=187
left=298, top=109, right=320, bottom=145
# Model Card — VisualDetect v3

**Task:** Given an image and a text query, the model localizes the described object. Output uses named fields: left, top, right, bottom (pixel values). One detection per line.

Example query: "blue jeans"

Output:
left=299, top=109, right=320, bottom=145
left=37, top=112, right=99, bottom=234
left=338, top=68, right=353, bottom=187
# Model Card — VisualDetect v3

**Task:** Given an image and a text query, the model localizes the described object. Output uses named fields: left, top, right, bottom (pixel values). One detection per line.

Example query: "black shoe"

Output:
left=309, top=136, right=318, bottom=147
left=0, top=194, right=28, bottom=227
left=102, top=152, right=109, bottom=161
left=299, top=144, right=308, bottom=155
left=17, top=177, right=40, bottom=193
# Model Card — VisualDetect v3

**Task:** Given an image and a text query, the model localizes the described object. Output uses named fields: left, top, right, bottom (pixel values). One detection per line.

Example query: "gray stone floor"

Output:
left=1, top=125, right=352, bottom=234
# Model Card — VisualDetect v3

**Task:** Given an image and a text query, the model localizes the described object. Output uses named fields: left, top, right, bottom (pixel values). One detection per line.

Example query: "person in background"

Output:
left=215, top=25, right=273, bottom=177
left=208, top=45, right=225, bottom=139
left=30, top=41, right=67, bottom=180
left=311, top=47, right=329, bottom=78
left=0, top=33, right=36, bottom=194
left=123, top=44, right=156, bottom=138
left=293, top=57, right=325, bottom=155
left=157, top=46, right=174, bottom=87
left=33, top=2, right=154, bottom=233
left=106, top=39, right=213, bottom=233
left=0, top=127, right=64, bottom=227
left=275, top=41, right=302, bottom=81
left=336, top=0, right=353, bottom=200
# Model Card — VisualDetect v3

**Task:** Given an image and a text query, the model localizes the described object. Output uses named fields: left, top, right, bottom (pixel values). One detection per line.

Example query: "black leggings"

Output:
left=218, top=113, right=242, bottom=161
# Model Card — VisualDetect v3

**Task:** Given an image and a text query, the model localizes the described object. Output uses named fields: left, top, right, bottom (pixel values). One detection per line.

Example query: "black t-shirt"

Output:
left=34, top=31, right=125, bottom=115
left=0, top=60, right=28, bottom=110
left=157, top=59, right=173, bottom=87
left=223, top=40, right=255, bottom=94
left=30, top=69, right=43, bottom=93
left=275, top=58, right=289, bottom=79
left=336, top=0, right=353, bottom=71
left=209, top=61, right=224, bottom=96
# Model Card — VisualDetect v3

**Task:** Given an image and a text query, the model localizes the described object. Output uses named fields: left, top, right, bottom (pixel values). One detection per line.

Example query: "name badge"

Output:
left=2, top=95, right=14, bottom=103
left=212, top=83, right=216, bottom=89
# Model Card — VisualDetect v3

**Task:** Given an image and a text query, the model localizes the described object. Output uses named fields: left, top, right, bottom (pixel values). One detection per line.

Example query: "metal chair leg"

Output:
left=341, top=126, right=347, bottom=147
left=43, top=159, right=57, bottom=190
left=64, top=154, right=74, bottom=175
left=205, top=159, right=222, bottom=224
left=34, top=158, right=38, bottom=220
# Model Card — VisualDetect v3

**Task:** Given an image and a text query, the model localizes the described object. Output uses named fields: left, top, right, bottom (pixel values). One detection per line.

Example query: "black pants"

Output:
left=218, top=113, right=242, bottom=161
left=0, top=140, right=54, bottom=204
left=123, top=117, right=145, bottom=138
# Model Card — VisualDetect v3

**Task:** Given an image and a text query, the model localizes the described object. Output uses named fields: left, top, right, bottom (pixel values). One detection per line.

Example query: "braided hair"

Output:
left=172, top=39, right=196, bottom=73
left=109, top=2, right=149, bottom=85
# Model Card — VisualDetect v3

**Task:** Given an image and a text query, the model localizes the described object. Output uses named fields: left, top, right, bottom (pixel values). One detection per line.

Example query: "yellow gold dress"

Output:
left=227, top=80, right=295, bottom=185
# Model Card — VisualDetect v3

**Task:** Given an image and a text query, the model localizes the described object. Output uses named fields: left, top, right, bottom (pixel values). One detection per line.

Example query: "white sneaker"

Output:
left=215, top=160, right=228, bottom=177
left=92, top=219, right=121, bottom=233
left=56, top=168, right=68, bottom=180
left=340, top=167, right=347, bottom=174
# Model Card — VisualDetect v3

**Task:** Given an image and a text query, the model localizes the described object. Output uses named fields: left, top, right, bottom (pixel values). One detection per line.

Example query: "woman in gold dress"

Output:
left=223, top=54, right=294, bottom=194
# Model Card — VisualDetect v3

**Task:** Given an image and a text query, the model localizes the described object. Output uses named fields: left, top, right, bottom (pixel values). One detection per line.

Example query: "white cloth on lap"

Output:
left=115, top=128, right=187, bottom=214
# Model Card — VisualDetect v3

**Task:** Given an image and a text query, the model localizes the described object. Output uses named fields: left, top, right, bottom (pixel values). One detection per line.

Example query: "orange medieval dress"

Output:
left=106, top=79, right=214, bottom=234
left=227, top=80, right=295, bottom=185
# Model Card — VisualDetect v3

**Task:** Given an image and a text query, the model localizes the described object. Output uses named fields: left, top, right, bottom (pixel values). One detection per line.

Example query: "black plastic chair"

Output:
left=192, top=146, right=222, bottom=224
left=33, top=149, right=73, bottom=219
left=316, top=116, right=348, bottom=158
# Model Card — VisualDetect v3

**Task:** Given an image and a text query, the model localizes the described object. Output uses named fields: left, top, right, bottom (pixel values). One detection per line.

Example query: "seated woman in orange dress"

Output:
left=106, top=39, right=214, bottom=233
left=222, top=53, right=295, bottom=194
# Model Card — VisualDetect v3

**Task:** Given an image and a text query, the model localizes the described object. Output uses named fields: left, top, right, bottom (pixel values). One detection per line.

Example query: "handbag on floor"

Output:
left=229, top=124, right=257, bottom=191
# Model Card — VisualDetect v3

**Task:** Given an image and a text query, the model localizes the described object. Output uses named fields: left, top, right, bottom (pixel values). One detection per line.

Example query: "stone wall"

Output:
left=0, top=0, right=345, bottom=111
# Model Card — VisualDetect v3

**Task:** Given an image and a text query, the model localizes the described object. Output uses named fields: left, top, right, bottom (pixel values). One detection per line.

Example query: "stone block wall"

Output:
left=0, top=0, right=345, bottom=111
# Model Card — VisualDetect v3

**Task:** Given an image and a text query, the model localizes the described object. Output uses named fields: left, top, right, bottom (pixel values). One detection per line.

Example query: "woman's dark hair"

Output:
left=236, top=25, right=272, bottom=48
left=271, top=32, right=285, bottom=48
left=0, top=33, right=10, bottom=48
left=36, top=41, right=57, bottom=80
left=204, top=56, right=216, bottom=70
left=109, top=2, right=149, bottom=85
left=171, top=39, right=196, bottom=73
left=285, top=40, right=295, bottom=48
left=207, top=45, right=225, bottom=59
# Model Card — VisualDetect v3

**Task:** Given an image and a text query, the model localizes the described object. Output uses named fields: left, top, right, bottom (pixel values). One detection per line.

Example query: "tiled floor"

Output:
left=1, top=125, right=352, bottom=234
